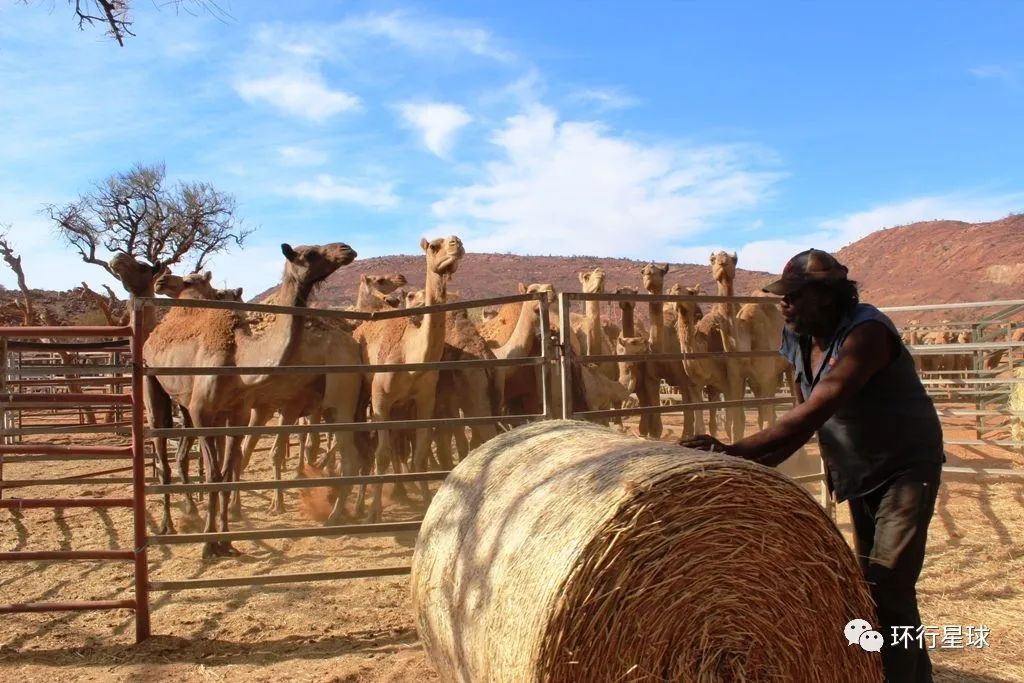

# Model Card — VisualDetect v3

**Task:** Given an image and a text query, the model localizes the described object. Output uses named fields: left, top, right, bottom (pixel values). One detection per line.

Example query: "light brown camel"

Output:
left=572, top=268, right=618, bottom=380
left=699, top=251, right=747, bottom=441
left=114, top=242, right=356, bottom=558
left=638, top=263, right=696, bottom=439
left=675, top=285, right=731, bottom=437
left=735, top=290, right=790, bottom=430
left=402, top=287, right=502, bottom=469
left=353, top=273, right=407, bottom=311
left=351, top=236, right=465, bottom=523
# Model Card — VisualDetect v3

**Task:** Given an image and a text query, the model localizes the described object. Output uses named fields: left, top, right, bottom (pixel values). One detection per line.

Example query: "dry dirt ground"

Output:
left=1, top=408, right=1022, bottom=682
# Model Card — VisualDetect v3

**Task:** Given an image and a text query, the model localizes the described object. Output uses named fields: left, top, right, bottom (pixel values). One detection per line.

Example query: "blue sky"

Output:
left=1, top=1, right=1023, bottom=297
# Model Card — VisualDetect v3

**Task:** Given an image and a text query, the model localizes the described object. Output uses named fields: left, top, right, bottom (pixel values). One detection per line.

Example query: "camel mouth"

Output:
left=436, top=255, right=461, bottom=276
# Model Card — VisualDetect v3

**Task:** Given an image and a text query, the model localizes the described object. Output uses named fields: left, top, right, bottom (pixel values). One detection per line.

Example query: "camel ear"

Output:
left=578, top=272, right=587, bottom=284
left=281, top=243, right=298, bottom=262
left=730, top=251, right=737, bottom=263
left=203, top=271, right=213, bottom=282
left=360, top=274, right=369, bottom=284
left=420, top=237, right=430, bottom=252
left=659, top=263, right=669, bottom=273
left=518, top=282, right=527, bottom=294
left=709, top=253, right=716, bottom=264
left=233, top=288, right=243, bottom=299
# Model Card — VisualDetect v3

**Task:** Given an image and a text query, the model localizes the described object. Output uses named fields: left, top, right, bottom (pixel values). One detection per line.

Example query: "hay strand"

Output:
left=412, top=420, right=883, bottom=682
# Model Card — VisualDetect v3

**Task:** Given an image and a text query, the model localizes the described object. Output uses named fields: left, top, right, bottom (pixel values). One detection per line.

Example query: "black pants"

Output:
left=848, top=463, right=941, bottom=683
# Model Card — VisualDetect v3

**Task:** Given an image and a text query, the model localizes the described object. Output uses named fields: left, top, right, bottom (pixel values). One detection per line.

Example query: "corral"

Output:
left=2, top=289, right=1024, bottom=682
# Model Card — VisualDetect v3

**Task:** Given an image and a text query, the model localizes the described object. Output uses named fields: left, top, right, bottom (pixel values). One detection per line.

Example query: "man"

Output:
left=680, top=248, right=943, bottom=683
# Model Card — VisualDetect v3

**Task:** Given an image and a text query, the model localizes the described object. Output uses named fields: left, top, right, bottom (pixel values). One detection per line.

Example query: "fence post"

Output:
left=130, top=301, right=151, bottom=642
left=0, top=337, right=6, bottom=500
left=557, top=293, right=573, bottom=420
left=538, top=292, right=555, bottom=421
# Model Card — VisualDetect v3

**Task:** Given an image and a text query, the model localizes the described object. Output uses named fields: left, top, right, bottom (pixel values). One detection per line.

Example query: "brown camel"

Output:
left=353, top=273, right=407, bottom=311
left=114, top=242, right=356, bottom=557
left=351, top=236, right=465, bottom=523
left=572, top=268, right=618, bottom=380
left=675, top=285, right=731, bottom=437
left=698, top=251, right=747, bottom=441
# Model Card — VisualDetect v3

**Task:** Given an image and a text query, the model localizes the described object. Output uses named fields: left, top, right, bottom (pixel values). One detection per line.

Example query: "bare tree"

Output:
left=46, top=162, right=251, bottom=277
left=23, top=1, right=231, bottom=47
left=0, top=230, right=35, bottom=325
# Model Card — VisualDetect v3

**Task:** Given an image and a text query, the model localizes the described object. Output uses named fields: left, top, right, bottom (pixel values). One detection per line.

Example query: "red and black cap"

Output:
left=762, top=248, right=849, bottom=296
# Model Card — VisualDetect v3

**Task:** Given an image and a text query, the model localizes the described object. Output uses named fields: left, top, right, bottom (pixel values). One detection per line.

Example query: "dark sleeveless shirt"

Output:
left=780, top=304, right=944, bottom=502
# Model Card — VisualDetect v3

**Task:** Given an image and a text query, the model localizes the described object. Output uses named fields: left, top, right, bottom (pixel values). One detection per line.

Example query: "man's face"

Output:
left=780, top=284, right=832, bottom=335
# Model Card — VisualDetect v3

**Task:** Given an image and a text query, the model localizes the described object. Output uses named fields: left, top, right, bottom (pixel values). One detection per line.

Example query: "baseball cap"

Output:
left=762, top=248, right=849, bottom=295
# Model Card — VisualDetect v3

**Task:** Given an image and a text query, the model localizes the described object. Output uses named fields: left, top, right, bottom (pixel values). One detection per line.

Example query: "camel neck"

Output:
left=236, top=274, right=304, bottom=384
left=418, top=269, right=449, bottom=362
left=496, top=301, right=541, bottom=360
left=647, top=289, right=664, bottom=352
left=620, top=304, right=635, bottom=338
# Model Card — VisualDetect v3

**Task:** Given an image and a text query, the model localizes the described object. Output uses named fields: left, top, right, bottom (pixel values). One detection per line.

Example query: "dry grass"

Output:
left=414, top=421, right=882, bottom=682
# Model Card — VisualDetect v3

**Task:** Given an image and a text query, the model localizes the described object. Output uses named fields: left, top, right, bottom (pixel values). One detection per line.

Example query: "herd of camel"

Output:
left=101, top=237, right=855, bottom=558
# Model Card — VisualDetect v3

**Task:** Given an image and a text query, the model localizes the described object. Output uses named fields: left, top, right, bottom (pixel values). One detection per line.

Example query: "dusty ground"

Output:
left=1, top=407, right=1022, bottom=682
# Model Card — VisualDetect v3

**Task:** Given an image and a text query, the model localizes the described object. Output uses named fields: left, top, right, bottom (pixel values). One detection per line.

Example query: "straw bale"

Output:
left=412, top=420, right=882, bottom=682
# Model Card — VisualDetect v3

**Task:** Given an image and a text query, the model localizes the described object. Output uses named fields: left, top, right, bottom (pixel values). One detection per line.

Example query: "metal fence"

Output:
left=3, top=293, right=1024, bottom=643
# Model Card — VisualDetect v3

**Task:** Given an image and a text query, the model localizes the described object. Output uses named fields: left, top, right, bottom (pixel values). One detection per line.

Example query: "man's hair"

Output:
left=808, top=279, right=860, bottom=313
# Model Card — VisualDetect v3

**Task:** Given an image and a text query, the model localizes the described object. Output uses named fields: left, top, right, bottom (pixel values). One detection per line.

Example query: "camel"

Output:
left=572, top=268, right=618, bottom=380
left=353, top=273, right=407, bottom=311
left=638, top=263, right=696, bottom=439
left=349, top=236, right=465, bottom=524
left=675, top=285, right=731, bottom=437
left=698, top=251, right=749, bottom=441
left=402, top=287, right=502, bottom=469
left=113, top=242, right=357, bottom=558
left=154, top=269, right=244, bottom=302
left=735, top=290, right=790, bottom=430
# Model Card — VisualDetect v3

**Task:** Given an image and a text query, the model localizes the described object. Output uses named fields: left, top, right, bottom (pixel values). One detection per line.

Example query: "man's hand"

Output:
left=678, top=434, right=731, bottom=454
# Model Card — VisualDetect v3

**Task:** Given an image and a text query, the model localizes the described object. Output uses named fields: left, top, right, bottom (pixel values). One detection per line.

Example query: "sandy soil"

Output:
left=1, top=409, right=1022, bottom=682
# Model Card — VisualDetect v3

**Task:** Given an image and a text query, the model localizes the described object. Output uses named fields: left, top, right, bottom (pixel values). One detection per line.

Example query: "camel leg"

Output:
left=213, top=431, right=242, bottom=557
left=174, top=409, right=198, bottom=517
left=726, top=370, right=746, bottom=443
left=268, top=407, right=301, bottom=515
left=145, top=379, right=176, bottom=535
left=435, top=430, right=454, bottom=471
left=190, top=407, right=223, bottom=559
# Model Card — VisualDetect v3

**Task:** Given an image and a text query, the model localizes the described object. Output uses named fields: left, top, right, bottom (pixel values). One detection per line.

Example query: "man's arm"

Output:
left=727, top=321, right=895, bottom=466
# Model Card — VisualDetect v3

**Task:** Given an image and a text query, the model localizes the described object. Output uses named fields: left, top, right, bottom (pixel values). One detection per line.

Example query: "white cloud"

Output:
left=399, top=102, right=472, bottom=157
left=285, top=174, right=398, bottom=209
left=569, top=87, right=640, bottom=110
left=277, top=146, right=329, bottom=166
left=340, top=11, right=515, bottom=62
left=235, top=73, right=360, bottom=122
left=432, top=105, right=781, bottom=258
left=969, top=64, right=1022, bottom=83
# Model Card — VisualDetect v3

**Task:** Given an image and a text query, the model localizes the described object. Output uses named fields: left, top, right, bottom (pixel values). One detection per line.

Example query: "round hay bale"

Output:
left=412, top=420, right=882, bottom=682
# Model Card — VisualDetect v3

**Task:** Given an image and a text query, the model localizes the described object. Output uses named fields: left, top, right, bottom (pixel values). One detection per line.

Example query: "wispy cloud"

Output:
left=569, top=86, right=640, bottom=111
left=277, top=146, right=329, bottom=166
left=234, top=73, right=360, bottom=122
left=969, top=63, right=1023, bottom=84
left=340, top=11, right=516, bottom=62
left=284, top=174, right=398, bottom=209
left=398, top=102, right=472, bottom=157
left=433, top=105, right=782, bottom=258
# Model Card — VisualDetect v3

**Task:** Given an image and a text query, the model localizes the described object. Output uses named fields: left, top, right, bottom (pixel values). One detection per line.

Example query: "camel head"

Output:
left=517, top=282, right=557, bottom=311
left=957, top=329, right=972, bottom=344
left=640, top=263, right=669, bottom=294
left=674, top=285, right=704, bottom=324
left=217, top=287, right=244, bottom=302
left=710, top=250, right=737, bottom=287
left=615, top=286, right=638, bottom=311
left=108, top=253, right=164, bottom=297
left=280, top=242, right=357, bottom=303
left=405, top=288, right=425, bottom=309
left=155, top=269, right=218, bottom=300
left=616, top=335, right=649, bottom=355
left=361, top=272, right=407, bottom=295
left=421, top=235, right=464, bottom=278
left=578, top=267, right=606, bottom=294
